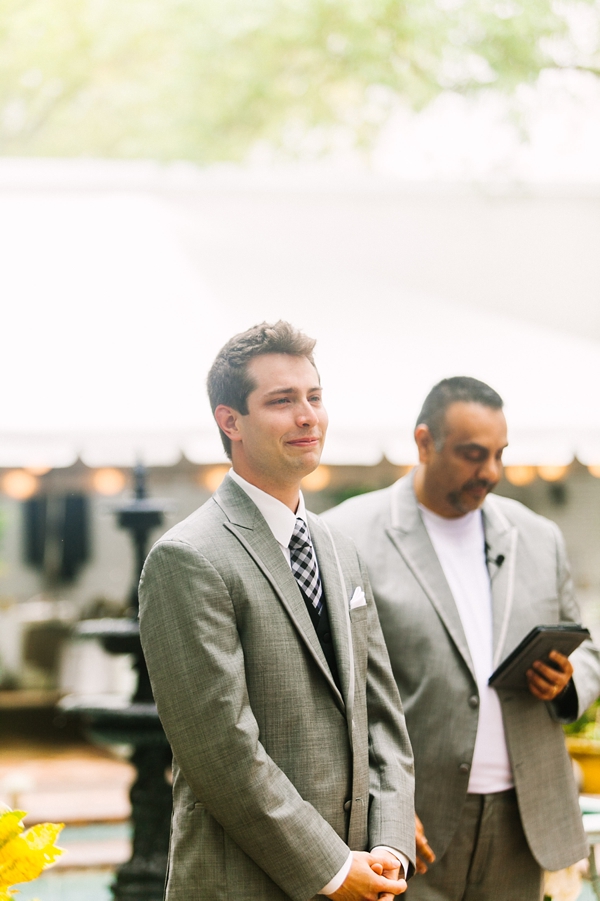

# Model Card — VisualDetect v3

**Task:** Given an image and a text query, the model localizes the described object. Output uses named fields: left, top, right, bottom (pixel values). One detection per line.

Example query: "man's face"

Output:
left=418, top=401, right=508, bottom=517
left=232, top=353, right=328, bottom=486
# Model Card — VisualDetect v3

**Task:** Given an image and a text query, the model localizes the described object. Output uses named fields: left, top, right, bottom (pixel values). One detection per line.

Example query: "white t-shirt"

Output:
left=419, top=505, right=513, bottom=794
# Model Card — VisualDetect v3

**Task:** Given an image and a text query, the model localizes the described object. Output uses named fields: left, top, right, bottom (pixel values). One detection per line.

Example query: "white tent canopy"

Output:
left=1, top=159, right=600, bottom=468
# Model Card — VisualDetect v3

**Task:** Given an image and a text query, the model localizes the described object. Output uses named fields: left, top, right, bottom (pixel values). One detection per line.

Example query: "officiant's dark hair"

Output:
left=416, top=377, right=504, bottom=451
left=208, top=321, right=317, bottom=458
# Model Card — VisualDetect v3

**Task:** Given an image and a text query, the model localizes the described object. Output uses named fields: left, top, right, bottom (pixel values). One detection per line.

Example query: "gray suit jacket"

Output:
left=323, top=474, right=600, bottom=871
left=139, top=476, right=415, bottom=901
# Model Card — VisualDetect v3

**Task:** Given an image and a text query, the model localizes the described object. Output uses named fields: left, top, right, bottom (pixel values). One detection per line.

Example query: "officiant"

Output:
left=323, top=375, right=600, bottom=901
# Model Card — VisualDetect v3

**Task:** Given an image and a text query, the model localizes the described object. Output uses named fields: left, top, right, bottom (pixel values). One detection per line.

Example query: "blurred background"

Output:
left=1, top=1, right=600, bottom=898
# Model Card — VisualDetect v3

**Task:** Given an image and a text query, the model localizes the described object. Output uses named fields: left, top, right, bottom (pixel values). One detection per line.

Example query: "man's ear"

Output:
left=414, top=424, right=435, bottom=464
left=214, top=405, right=243, bottom=445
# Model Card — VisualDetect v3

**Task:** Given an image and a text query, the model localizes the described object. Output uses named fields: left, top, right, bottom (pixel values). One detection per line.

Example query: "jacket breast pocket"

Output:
left=349, top=605, right=368, bottom=625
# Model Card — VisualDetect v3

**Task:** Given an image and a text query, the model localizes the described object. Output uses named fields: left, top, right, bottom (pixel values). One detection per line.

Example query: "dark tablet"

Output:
left=488, top=624, right=590, bottom=690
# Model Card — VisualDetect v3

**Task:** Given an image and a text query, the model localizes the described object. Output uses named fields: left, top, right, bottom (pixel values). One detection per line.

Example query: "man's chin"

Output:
left=448, top=491, right=487, bottom=515
left=302, top=458, right=323, bottom=475
left=286, top=440, right=322, bottom=460
left=295, top=453, right=323, bottom=479
left=462, top=487, right=494, bottom=511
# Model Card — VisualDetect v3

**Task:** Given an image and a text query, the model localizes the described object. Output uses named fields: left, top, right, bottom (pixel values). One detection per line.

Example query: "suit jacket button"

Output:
left=459, top=763, right=470, bottom=774
left=344, top=800, right=352, bottom=812
left=469, top=695, right=479, bottom=708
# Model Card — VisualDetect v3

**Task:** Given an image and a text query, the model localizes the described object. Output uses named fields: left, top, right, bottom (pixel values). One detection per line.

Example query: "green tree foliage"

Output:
left=1, top=0, right=599, bottom=161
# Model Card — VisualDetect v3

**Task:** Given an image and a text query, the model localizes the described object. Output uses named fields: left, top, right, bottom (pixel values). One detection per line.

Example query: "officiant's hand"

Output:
left=526, top=650, right=573, bottom=701
left=415, top=814, right=435, bottom=874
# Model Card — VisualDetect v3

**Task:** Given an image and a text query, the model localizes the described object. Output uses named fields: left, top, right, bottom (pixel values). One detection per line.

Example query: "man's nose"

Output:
left=297, top=401, right=318, bottom=427
left=479, top=457, right=502, bottom=483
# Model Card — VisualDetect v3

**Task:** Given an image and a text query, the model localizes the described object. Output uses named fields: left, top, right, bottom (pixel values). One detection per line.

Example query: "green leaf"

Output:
left=0, top=0, right=598, bottom=161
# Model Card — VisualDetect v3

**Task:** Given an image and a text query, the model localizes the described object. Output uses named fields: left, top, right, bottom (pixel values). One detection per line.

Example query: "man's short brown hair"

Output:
left=416, top=376, right=504, bottom=450
left=207, top=321, right=317, bottom=458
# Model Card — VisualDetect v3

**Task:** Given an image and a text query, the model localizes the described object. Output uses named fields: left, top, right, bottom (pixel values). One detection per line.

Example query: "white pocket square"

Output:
left=349, top=587, right=367, bottom=610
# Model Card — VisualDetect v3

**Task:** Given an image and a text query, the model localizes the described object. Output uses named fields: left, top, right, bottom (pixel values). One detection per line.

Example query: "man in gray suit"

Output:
left=139, top=321, right=415, bottom=901
left=324, top=376, right=600, bottom=901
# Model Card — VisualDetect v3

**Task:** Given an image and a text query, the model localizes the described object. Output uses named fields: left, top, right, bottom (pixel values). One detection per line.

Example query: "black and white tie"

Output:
left=288, top=517, right=324, bottom=616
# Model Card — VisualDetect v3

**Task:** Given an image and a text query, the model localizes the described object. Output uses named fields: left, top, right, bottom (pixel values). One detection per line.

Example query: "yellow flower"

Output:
left=0, top=809, right=63, bottom=898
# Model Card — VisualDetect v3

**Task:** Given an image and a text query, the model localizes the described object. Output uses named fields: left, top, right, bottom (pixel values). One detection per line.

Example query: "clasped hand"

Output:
left=526, top=650, right=573, bottom=701
left=329, top=850, right=406, bottom=900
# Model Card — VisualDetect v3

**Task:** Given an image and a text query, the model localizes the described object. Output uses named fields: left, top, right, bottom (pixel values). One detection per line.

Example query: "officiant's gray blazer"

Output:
left=323, top=474, right=600, bottom=871
left=139, top=475, right=415, bottom=901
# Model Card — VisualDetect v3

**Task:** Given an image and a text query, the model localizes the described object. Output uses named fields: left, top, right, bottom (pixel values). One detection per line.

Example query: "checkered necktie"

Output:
left=289, top=518, right=324, bottom=617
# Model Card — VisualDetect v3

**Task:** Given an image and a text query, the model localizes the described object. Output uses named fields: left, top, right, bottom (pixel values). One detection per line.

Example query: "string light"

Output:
left=203, top=465, right=230, bottom=492
left=504, top=466, right=536, bottom=487
left=92, top=468, right=126, bottom=495
left=1, top=470, right=39, bottom=499
left=538, top=465, right=569, bottom=482
left=302, top=466, right=331, bottom=492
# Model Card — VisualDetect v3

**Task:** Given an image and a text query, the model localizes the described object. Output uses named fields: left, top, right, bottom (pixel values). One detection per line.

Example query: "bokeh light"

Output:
left=537, top=465, right=569, bottom=482
left=1, top=470, right=39, bottom=499
left=92, top=468, right=127, bottom=495
left=203, top=465, right=230, bottom=493
left=302, top=466, right=331, bottom=492
left=504, top=465, right=537, bottom=487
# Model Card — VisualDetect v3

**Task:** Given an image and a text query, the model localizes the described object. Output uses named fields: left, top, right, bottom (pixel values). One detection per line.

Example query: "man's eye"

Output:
left=463, top=451, right=486, bottom=462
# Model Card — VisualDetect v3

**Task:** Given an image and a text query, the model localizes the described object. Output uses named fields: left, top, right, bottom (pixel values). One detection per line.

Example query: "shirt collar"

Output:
left=229, top=469, right=307, bottom=549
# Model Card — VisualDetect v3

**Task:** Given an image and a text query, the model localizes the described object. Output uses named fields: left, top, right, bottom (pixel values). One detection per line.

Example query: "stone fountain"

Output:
left=62, top=465, right=172, bottom=901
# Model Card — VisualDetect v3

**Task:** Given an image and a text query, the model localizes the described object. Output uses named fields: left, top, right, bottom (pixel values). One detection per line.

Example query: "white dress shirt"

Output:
left=229, top=469, right=307, bottom=563
left=419, top=505, right=514, bottom=793
left=229, top=470, right=408, bottom=892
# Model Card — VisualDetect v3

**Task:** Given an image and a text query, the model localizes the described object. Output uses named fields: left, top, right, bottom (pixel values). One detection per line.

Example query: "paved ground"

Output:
left=15, top=869, right=116, bottom=901
left=0, top=737, right=134, bottom=874
left=0, top=740, right=134, bottom=827
left=1, top=732, right=598, bottom=901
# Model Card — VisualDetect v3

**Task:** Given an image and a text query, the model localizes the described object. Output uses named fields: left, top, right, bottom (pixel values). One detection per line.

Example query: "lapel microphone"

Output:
left=485, top=543, right=505, bottom=568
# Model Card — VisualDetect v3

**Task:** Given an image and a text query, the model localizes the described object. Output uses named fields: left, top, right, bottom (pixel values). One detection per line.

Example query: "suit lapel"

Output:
left=309, top=515, right=353, bottom=713
left=386, top=475, right=476, bottom=680
left=214, top=477, right=344, bottom=710
left=482, top=496, right=519, bottom=668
